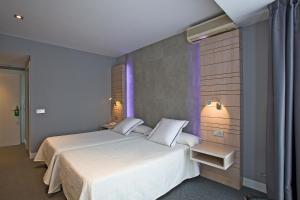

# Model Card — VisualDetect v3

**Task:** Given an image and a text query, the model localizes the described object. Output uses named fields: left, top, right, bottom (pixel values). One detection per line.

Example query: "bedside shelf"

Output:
left=190, top=141, right=235, bottom=170
left=101, top=122, right=117, bottom=129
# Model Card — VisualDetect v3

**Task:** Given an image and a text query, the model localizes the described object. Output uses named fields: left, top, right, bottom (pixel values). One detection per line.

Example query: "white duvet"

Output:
left=34, top=130, right=143, bottom=190
left=55, top=137, right=200, bottom=200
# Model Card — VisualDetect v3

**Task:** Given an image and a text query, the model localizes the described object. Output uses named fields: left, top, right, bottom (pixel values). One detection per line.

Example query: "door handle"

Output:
left=12, top=106, right=20, bottom=117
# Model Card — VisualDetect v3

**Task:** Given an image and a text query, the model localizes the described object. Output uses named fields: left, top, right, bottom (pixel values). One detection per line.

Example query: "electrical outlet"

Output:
left=212, top=129, right=224, bottom=137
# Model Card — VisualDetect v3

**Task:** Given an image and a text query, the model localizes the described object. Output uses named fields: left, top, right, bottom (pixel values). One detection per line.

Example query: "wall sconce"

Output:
left=207, top=97, right=222, bottom=110
left=109, top=97, right=123, bottom=107
left=216, top=101, right=222, bottom=110
left=108, top=97, right=117, bottom=106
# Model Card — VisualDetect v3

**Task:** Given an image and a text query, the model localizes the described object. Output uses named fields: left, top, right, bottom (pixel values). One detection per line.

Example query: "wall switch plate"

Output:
left=36, top=108, right=46, bottom=114
left=212, top=129, right=224, bottom=137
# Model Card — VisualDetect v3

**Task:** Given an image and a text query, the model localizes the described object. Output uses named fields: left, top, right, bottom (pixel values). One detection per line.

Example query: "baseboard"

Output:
left=243, top=177, right=267, bottom=193
left=29, top=152, right=37, bottom=159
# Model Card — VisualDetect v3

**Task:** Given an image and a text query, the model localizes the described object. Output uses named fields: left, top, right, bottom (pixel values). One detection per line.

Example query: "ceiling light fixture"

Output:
left=14, top=14, right=24, bottom=21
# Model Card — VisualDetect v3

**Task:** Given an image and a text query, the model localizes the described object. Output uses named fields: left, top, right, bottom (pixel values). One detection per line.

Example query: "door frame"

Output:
left=0, top=57, right=31, bottom=155
left=25, top=58, right=31, bottom=156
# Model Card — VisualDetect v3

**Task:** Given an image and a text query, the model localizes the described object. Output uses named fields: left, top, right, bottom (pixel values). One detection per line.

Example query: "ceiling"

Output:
left=215, top=0, right=275, bottom=26
left=0, top=0, right=222, bottom=57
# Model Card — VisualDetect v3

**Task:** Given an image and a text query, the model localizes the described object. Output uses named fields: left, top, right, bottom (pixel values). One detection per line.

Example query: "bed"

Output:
left=34, top=130, right=143, bottom=188
left=51, top=136, right=200, bottom=200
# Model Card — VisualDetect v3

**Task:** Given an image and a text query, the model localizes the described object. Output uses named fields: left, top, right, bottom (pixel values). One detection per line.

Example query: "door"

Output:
left=0, top=69, right=21, bottom=146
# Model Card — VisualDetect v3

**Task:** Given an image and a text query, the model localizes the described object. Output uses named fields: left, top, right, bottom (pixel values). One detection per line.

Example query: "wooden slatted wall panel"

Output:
left=111, top=64, right=126, bottom=122
left=199, top=29, right=241, bottom=189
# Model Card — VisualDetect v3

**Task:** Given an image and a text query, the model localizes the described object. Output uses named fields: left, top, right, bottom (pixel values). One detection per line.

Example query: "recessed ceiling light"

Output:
left=14, top=14, right=24, bottom=21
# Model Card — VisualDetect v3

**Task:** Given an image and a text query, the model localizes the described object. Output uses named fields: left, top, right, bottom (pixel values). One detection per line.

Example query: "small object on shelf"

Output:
left=190, top=141, right=235, bottom=170
left=102, top=122, right=117, bottom=129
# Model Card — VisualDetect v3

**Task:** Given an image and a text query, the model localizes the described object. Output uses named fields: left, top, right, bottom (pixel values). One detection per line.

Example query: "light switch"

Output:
left=36, top=108, right=46, bottom=114
left=212, top=129, right=224, bottom=137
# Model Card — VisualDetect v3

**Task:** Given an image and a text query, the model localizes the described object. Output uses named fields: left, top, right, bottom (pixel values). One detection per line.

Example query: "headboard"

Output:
left=199, top=29, right=241, bottom=189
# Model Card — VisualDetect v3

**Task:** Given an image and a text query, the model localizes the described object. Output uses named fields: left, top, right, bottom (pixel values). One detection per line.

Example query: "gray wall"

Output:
left=116, top=33, right=200, bottom=135
left=0, top=34, right=115, bottom=152
left=242, top=20, right=269, bottom=183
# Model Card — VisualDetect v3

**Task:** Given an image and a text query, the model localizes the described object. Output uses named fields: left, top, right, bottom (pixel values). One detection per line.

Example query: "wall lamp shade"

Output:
left=108, top=97, right=117, bottom=106
left=207, top=100, right=212, bottom=106
left=216, top=102, right=222, bottom=110
left=207, top=97, right=222, bottom=110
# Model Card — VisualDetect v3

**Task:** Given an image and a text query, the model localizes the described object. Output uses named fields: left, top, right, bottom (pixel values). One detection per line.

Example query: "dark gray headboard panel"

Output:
left=116, top=33, right=200, bottom=134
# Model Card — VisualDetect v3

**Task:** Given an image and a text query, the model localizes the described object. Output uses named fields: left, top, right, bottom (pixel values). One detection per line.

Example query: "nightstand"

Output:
left=101, top=122, right=117, bottom=129
left=190, top=141, right=235, bottom=170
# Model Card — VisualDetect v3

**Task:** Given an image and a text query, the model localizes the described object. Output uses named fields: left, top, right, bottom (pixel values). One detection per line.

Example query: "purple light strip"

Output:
left=188, top=43, right=201, bottom=136
left=126, top=56, right=134, bottom=117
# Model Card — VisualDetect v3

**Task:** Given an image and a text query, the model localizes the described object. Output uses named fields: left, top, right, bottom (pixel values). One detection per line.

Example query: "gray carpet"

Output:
left=0, top=145, right=266, bottom=200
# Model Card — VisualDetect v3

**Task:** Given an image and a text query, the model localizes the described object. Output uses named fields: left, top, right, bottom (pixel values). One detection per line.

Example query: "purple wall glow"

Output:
left=126, top=56, right=134, bottom=117
left=187, top=43, right=201, bottom=137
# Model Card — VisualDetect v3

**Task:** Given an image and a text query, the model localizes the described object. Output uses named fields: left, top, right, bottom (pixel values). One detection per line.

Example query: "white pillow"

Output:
left=148, top=118, right=189, bottom=147
left=112, top=118, right=144, bottom=135
left=177, top=132, right=200, bottom=147
left=133, top=125, right=153, bottom=136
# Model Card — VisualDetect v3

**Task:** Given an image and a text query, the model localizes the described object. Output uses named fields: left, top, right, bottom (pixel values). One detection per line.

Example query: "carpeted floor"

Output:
left=0, top=145, right=267, bottom=200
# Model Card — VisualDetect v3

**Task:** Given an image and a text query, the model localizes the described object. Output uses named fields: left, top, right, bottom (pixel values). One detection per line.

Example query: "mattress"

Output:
left=34, top=130, right=143, bottom=190
left=55, top=137, right=200, bottom=200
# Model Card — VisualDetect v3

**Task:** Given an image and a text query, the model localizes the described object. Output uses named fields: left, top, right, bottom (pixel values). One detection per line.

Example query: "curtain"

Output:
left=267, top=0, right=300, bottom=199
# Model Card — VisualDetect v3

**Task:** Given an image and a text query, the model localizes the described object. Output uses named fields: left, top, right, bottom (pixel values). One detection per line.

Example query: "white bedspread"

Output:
left=34, top=130, right=143, bottom=190
left=55, top=137, right=200, bottom=200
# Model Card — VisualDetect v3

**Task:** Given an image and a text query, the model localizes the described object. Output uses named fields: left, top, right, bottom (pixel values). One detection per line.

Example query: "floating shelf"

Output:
left=190, top=141, right=235, bottom=170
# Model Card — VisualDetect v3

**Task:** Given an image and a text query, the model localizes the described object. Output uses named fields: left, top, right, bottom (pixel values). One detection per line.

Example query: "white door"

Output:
left=0, top=69, right=21, bottom=147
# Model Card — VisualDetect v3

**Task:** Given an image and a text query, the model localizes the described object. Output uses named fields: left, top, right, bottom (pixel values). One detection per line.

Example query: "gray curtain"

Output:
left=267, top=0, right=300, bottom=199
